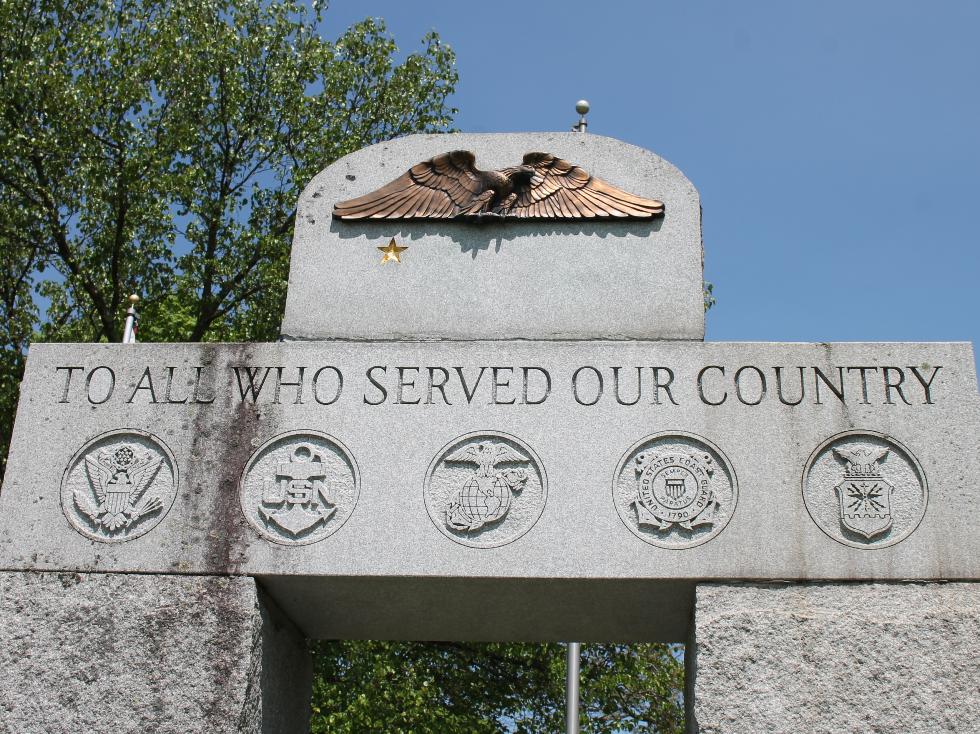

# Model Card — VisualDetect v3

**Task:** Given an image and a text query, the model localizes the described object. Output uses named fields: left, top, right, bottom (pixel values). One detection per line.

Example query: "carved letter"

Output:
left=312, top=366, right=343, bottom=405
left=846, top=367, right=879, bottom=405
left=651, top=367, right=679, bottom=406
left=426, top=367, right=452, bottom=405
left=455, top=367, right=487, bottom=405
left=774, top=366, right=805, bottom=406
left=697, top=366, right=727, bottom=406
left=491, top=367, right=516, bottom=405
left=273, top=367, right=305, bottom=405
left=364, top=366, right=388, bottom=405
left=909, top=365, right=941, bottom=404
left=612, top=367, right=642, bottom=406
left=813, top=366, right=845, bottom=405
left=56, top=366, right=84, bottom=403
left=396, top=367, right=421, bottom=405
left=233, top=367, right=273, bottom=402
left=85, top=366, right=115, bottom=405
left=191, top=365, right=217, bottom=404
left=735, top=366, right=766, bottom=406
left=163, top=366, right=188, bottom=404
left=522, top=367, right=551, bottom=405
left=127, top=367, right=158, bottom=404
left=882, top=367, right=911, bottom=405
left=572, top=366, right=603, bottom=406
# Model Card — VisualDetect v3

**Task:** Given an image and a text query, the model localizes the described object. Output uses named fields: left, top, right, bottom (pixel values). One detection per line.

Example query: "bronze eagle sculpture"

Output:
left=333, top=151, right=665, bottom=221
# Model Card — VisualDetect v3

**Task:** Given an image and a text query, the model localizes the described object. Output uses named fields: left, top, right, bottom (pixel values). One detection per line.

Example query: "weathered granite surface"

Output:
left=0, top=571, right=311, bottom=734
left=280, top=132, right=704, bottom=341
left=1, top=340, right=975, bottom=641
left=689, top=582, right=980, bottom=734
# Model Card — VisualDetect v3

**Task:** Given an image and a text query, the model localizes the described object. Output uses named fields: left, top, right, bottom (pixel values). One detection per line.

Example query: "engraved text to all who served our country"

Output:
left=52, top=363, right=943, bottom=408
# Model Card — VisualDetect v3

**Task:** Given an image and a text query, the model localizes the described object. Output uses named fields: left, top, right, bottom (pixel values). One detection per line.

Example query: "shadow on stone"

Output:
left=329, top=218, right=662, bottom=258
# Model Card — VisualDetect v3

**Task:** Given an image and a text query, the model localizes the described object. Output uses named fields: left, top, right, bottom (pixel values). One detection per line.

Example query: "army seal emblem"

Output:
left=613, top=432, right=737, bottom=549
left=803, top=430, right=927, bottom=549
left=61, top=429, right=178, bottom=543
left=424, top=431, right=546, bottom=548
left=239, top=431, right=359, bottom=546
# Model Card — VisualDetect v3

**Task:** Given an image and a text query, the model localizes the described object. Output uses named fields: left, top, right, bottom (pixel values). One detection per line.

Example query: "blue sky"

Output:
left=321, top=0, right=980, bottom=374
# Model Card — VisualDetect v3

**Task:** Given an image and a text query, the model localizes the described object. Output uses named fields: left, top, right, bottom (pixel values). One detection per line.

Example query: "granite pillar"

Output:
left=0, top=571, right=311, bottom=734
left=688, top=582, right=980, bottom=734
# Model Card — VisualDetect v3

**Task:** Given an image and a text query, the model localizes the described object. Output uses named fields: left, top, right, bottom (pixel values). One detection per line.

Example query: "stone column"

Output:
left=688, top=582, right=980, bottom=734
left=0, top=571, right=311, bottom=734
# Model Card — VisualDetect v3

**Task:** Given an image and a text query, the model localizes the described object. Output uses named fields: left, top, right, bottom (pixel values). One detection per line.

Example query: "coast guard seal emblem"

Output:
left=613, top=432, right=737, bottom=549
left=632, top=451, right=720, bottom=532
left=61, top=430, right=178, bottom=543
left=239, top=431, right=359, bottom=546
left=425, top=431, right=547, bottom=548
left=803, top=431, right=927, bottom=549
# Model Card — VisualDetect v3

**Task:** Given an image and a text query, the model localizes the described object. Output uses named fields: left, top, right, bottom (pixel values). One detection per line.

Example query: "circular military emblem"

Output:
left=239, top=431, right=359, bottom=546
left=802, top=430, right=927, bottom=549
left=424, top=431, right=547, bottom=548
left=613, top=432, right=737, bottom=549
left=61, top=429, right=178, bottom=543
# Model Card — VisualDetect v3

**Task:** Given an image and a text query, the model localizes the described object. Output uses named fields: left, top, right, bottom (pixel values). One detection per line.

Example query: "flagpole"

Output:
left=566, top=641, right=581, bottom=734
left=122, top=294, right=139, bottom=344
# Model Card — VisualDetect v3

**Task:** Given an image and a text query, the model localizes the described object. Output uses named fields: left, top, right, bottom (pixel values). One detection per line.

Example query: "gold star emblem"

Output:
left=378, top=238, right=408, bottom=264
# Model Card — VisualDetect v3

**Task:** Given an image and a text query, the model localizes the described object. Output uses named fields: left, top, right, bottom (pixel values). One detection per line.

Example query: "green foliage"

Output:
left=0, top=0, right=457, bottom=471
left=0, top=234, right=39, bottom=477
left=704, top=281, right=716, bottom=312
left=310, top=641, right=684, bottom=733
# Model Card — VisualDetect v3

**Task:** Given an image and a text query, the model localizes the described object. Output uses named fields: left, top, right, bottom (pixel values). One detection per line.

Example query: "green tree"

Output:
left=311, top=641, right=684, bottom=733
left=0, top=0, right=456, bottom=472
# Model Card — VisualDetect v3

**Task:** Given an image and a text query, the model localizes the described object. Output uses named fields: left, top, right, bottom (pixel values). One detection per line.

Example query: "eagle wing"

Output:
left=490, top=444, right=529, bottom=466
left=834, top=447, right=890, bottom=466
left=127, top=454, right=163, bottom=505
left=84, top=455, right=111, bottom=504
left=333, top=151, right=484, bottom=220
left=444, top=444, right=481, bottom=465
left=506, top=152, right=664, bottom=219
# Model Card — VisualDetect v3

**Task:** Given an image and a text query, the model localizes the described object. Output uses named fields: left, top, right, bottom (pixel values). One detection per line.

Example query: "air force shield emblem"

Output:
left=833, top=447, right=893, bottom=540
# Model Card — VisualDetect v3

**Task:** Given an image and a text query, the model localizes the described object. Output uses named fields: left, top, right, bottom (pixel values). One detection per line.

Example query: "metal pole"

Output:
left=571, top=100, right=590, bottom=133
left=565, top=641, right=581, bottom=734
left=122, top=294, right=139, bottom=344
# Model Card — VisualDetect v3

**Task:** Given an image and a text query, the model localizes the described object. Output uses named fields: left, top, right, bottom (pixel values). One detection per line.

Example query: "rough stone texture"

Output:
left=0, top=571, right=311, bottom=734
left=690, top=582, right=980, bottom=734
left=280, top=132, right=704, bottom=341
left=2, top=340, right=977, bottom=641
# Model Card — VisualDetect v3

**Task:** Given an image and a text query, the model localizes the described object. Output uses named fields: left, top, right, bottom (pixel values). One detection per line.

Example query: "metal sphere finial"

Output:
left=128, top=294, right=140, bottom=304
left=572, top=100, right=590, bottom=133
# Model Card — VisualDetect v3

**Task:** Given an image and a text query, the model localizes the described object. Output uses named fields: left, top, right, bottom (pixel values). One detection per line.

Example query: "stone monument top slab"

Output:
left=280, top=132, right=704, bottom=341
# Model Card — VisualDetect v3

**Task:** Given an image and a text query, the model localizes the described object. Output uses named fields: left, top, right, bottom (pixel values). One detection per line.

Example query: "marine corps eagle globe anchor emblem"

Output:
left=444, top=442, right=530, bottom=532
left=424, top=431, right=548, bottom=549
